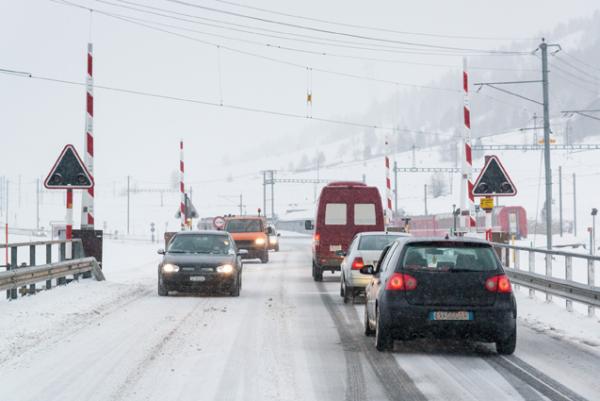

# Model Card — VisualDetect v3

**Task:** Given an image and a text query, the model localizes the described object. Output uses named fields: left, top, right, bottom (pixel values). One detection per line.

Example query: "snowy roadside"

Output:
left=0, top=239, right=159, bottom=365
left=513, top=288, right=600, bottom=354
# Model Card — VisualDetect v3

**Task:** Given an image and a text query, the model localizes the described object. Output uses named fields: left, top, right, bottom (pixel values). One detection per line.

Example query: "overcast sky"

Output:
left=2, top=0, right=600, bottom=188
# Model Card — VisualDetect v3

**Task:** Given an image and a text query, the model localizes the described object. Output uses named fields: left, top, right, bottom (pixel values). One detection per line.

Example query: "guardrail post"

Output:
left=528, top=251, right=535, bottom=298
left=565, top=256, right=573, bottom=312
left=46, top=244, right=52, bottom=290
left=72, top=241, right=80, bottom=282
left=29, top=245, right=36, bottom=295
left=588, top=259, right=595, bottom=317
left=10, top=246, right=18, bottom=299
left=514, top=248, right=520, bottom=270
left=58, top=243, right=66, bottom=286
left=545, top=254, right=552, bottom=302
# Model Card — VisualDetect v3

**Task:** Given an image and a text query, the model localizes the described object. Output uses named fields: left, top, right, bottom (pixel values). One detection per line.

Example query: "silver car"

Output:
left=340, top=231, right=410, bottom=303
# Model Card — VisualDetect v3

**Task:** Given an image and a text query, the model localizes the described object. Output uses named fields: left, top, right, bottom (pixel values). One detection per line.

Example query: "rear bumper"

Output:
left=380, top=299, right=516, bottom=342
left=315, top=256, right=343, bottom=270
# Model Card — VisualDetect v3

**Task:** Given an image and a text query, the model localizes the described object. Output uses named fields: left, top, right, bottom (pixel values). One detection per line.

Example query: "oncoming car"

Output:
left=362, top=237, right=517, bottom=354
left=267, top=225, right=280, bottom=252
left=340, top=231, right=410, bottom=303
left=225, top=216, right=270, bottom=263
left=157, top=231, right=246, bottom=296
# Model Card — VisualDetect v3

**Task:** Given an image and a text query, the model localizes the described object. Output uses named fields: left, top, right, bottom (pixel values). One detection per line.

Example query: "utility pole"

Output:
left=573, top=173, right=577, bottom=236
left=239, top=193, right=243, bottom=215
left=36, top=178, right=40, bottom=230
left=393, top=161, right=398, bottom=214
left=424, top=184, right=428, bottom=216
left=262, top=171, right=267, bottom=217
left=127, top=175, right=131, bottom=235
left=541, top=39, right=554, bottom=250
left=411, top=144, right=416, bottom=168
left=270, top=170, right=275, bottom=219
left=559, top=166, right=563, bottom=237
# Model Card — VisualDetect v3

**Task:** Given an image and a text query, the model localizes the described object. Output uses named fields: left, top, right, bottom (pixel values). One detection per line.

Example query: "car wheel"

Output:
left=158, top=276, right=168, bottom=296
left=230, top=275, right=241, bottom=297
left=275, top=244, right=280, bottom=252
left=340, top=275, right=345, bottom=297
left=364, top=305, right=375, bottom=337
left=342, top=278, right=351, bottom=304
left=313, top=262, right=323, bottom=282
left=496, top=329, right=517, bottom=355
left=375, top=307, right=393, bottom=351
left=260, top=251, right=269, bottom=264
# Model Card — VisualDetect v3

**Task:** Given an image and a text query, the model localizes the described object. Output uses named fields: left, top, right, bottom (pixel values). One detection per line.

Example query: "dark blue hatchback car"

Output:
left=362, top=237, right=517, bottom=354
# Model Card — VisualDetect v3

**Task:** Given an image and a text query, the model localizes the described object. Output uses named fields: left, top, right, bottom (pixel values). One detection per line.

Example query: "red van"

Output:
left=306, top=182, right=384, bottom=281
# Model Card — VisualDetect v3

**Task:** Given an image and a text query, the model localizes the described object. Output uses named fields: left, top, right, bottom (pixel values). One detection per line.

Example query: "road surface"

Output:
left=0, top=237, right=598, bottom=401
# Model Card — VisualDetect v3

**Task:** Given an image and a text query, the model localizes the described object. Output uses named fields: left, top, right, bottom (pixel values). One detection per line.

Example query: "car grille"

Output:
left=178, top=263, right=218, bottom=272
left=235, top=240, right=254, bottom=248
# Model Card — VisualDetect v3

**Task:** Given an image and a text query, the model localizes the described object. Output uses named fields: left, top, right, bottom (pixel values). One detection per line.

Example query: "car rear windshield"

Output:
left=325, top=203, right=347, bottom=225
left=225, top=219, right=262, bottom=233
left=168, top=234, right=233, bottom=254
left=354, top=204, right=376, bottom=225
left=358, top=235, right=402, bottom=250
left=400, top=242, right=500, bottom=272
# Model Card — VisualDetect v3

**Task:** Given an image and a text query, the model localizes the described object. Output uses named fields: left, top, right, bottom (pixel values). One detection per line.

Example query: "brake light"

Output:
left=313, top=233, right=320, bottom=245
left=351, top=257, right=364, bottom=270
left=385, top=273, right=417, bottom=291
left=485, top=274, right=512, bottom=293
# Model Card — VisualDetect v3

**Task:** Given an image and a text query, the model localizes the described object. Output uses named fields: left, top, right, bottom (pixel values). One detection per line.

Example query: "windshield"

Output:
left=168, top=234, right=233, bottom=254
left=225, top=219, right=263, bottom=233
left=401, top=242, right=500, bottom=272
left=358, top=235, right=403, bottom=251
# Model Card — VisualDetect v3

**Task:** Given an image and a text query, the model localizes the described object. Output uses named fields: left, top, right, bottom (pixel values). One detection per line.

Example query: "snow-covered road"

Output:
left=0, top=237, right=598, bottom=401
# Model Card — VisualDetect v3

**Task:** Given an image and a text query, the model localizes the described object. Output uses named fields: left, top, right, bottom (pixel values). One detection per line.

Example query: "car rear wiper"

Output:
left=448, top=268, right=476, bottom=272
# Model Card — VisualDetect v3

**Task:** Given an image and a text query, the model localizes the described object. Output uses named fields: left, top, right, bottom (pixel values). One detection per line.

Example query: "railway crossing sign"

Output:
left=213, top=216, right=226, bottom=230
left=44, top=145, right=94, bottom=189
left=473, top=155, right=516, bottom=197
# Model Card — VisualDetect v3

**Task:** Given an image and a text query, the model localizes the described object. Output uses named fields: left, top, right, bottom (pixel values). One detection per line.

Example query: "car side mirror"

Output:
left=335, top=250, right=346, bottom=257
left=157, top=249, right=165, bottom=255
left=267, top=227, right=274, bottom=235
left=304, top=220, right=314, bottom=230
left=360, top=265, right=375, bottom=275
left=277, top=233, right=281, bottom=237
left=237, top=249, right=249, bottom=256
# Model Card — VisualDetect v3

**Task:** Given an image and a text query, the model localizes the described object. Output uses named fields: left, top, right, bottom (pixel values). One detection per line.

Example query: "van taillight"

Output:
left=351, top=257, right=364, bottom=270
left=485, top=274, right=512, bottom=293
left=313, top=233, right=320, bottom=245
left=385, top=273, right=417, bottom=291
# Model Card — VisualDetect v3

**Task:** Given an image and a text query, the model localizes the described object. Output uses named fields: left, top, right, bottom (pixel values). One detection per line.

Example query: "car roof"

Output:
left=395, top=236, right=491, bottom=246
left=175, top=230, right=230, bottom=236
left=357, top=231, right=410, bottom=237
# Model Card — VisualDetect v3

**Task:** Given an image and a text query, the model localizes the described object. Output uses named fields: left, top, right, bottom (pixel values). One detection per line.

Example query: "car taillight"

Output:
left=385, top=273, right=417, bottom=291
left=313, top=233, right=320, bottom=245
left=351, top=257, right=364, bottom=270
left=485, top=274, right=512, bottom=293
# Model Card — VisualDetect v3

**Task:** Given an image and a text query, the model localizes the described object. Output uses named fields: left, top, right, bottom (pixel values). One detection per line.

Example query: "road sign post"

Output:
left=473, top=155, right=517, bottom=241
left=44, top=145, right=94, bottom=261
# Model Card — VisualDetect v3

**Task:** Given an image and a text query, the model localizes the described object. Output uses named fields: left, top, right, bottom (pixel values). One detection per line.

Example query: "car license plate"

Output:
left=429, top=311, right=473, bottom=321
left=330, top=245, right=341, bottom=252
left=189, top=276, right=206, bottom=282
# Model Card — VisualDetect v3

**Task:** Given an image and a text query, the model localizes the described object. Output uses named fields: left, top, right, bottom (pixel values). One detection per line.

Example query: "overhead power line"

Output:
left=205, top=0, right=537, bottom=42
left=159, top=0, right=529, bottom=55
left=0, top=69, right=456, bottom=137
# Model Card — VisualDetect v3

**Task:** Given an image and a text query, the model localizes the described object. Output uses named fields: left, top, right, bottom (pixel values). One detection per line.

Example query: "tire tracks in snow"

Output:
left=316, top=282, right=427, bottom=401
left=484, top=354, right=590, bottom=401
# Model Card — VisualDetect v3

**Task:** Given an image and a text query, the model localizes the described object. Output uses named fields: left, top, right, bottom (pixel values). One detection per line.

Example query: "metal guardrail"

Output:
left=1, top=238, right=94, bottom=300
left=491, top=242, right=600, bottom=315
left=0, top=257, right=105, bottom=292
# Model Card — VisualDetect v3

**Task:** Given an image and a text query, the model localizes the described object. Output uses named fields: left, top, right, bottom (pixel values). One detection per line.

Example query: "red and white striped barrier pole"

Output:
left=461, top=58, right=476, bottom=231
left=180, top=140, right=186, bottom=231
left=385, top=139, right=393, bottom=226
left=66, top=189, right=73, bottom=259
left=81, top=42, right=95, bottom=229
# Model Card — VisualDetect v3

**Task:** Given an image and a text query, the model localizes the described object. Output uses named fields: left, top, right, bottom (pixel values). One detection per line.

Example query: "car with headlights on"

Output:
left=339, top=231, right=410, bottom=303
left=362, top=237, right=517, bottom=354
left=267, top=224, right=281, bottom=252
left=157, top=230, right=246, bottom=296
left=224, top=216, right=269, bottom=263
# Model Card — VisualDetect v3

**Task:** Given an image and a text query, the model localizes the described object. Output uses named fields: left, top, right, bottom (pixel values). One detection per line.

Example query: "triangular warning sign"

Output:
left=44, top=145, right=94, bottom=189
left=472, top=155, right=517, bottom=197
left=175, top=194, right=199, bottom=219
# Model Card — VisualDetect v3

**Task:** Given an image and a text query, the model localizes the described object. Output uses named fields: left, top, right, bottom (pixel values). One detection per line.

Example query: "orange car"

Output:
left=224, top=216, right=270, bottom=263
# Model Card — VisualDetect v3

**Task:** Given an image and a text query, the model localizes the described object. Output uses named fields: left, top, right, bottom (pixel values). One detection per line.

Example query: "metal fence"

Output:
left=0, top=239, right=99, bottom=300
left=491, top=242, right=600, bottom=316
